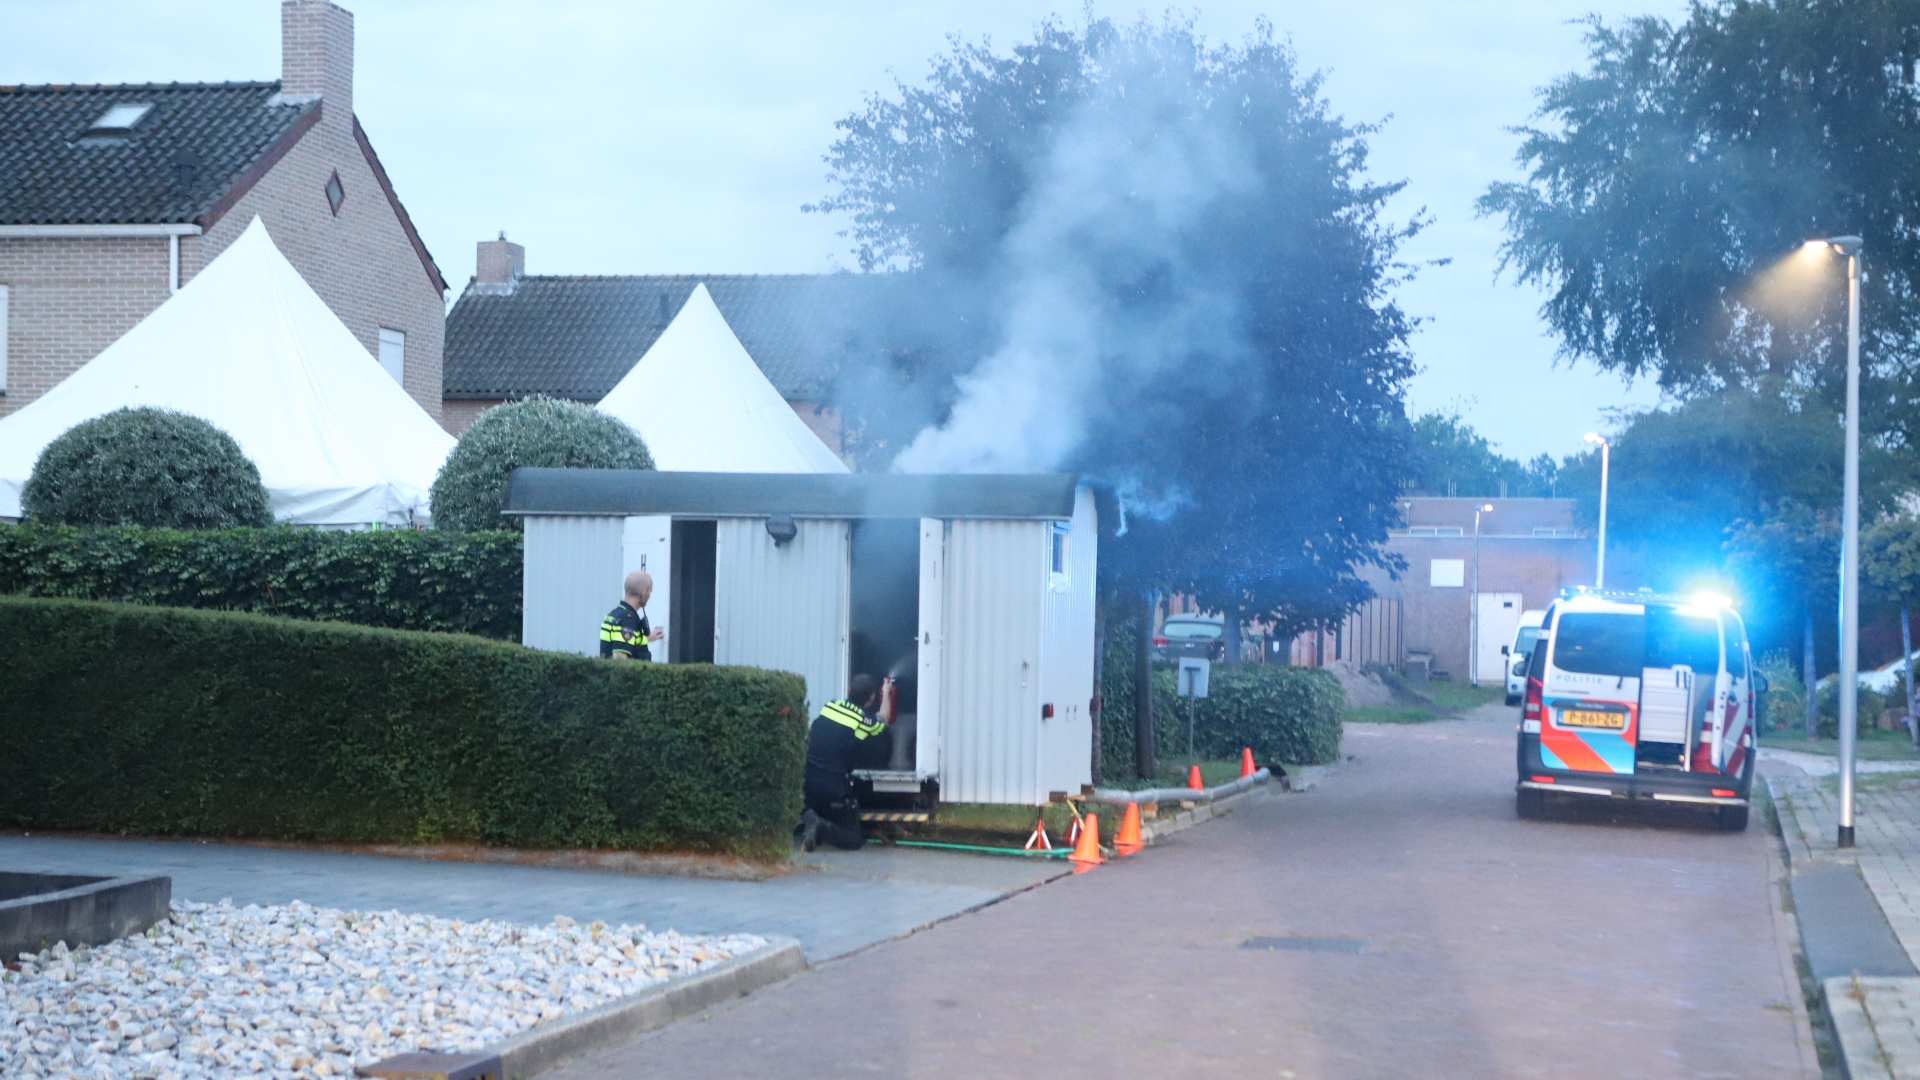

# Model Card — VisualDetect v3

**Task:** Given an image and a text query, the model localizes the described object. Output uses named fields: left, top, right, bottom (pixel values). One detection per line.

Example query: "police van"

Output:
left=1515, top=590, right=1765, bottom=831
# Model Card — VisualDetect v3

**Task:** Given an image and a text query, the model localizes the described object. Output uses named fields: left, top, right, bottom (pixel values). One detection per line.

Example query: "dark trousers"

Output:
left=804, top=790, right=866, bottom=850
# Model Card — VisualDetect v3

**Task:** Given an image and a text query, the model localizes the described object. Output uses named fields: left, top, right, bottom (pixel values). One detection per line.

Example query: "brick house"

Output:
left=443, top=236, right=856, bottom=451
left=0, top=0, right=446, bottom=421
left=1350, top=497, right=1596, bottom=684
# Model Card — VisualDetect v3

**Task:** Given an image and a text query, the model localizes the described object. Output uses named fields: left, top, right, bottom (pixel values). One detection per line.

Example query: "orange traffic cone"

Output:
left=1024, top=817, right=1053, bottom=851
left=1070, top=812, right=1104, bottom=873
left=1187, top=764, right=1205, bottom=790
left=1114, top=802, right=1143, bottom=856
left=1240, top=747, right=1257, bottom=778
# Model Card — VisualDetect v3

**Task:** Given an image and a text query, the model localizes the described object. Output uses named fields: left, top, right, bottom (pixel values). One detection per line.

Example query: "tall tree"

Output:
left=1865, top=514, right=1920, bottom=745
left=1724, top=500, right=1841, bottom=739
left=812, top=16, right=1421, bottom=639
left=1407, top=412, right=1560, bottom=498
left=1478, top=1, right=1920, bottom=442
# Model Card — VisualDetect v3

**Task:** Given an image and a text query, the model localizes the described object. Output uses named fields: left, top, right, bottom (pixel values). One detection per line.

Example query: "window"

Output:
left=90, top=103, right=152, bottom=131
left=0, top=284, right=8, bottom=395
left=1051, top=524, right=1069, bottom=575
left=1552, top=613, right=1645, bottom=677
left=1429, top=559, right=1464, bottom=588
left=325, top=170, right=345, bottom=215
left=1408, top=526, right=1465, bottom=536
left=377, top=328, right=405, bottom=384
left=1533, top=527, right=1579, bottom=538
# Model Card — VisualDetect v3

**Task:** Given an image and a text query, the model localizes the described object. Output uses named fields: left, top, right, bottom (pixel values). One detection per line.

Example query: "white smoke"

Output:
left=890, top=35, right=1259, bottom=483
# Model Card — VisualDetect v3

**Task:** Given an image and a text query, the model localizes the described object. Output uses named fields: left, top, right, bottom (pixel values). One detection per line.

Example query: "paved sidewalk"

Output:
left=0, top=835, right=1066, bottom=963
left=1767, top=755, right=1920, bottom=1078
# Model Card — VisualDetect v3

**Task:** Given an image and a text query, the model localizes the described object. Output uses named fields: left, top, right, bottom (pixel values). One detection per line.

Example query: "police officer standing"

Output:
left=601, top=570, right=665, bottom=660
left=798, top=674, right=892, bottom=851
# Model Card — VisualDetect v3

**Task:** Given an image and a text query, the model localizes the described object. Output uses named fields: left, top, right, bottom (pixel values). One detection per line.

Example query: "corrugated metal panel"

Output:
left=713, top=517, right=849, bottom=717
left=1038, top=486, right=1097, bottom=795
left=939, top=519, right=1046, bottom=804
left=523, top=515, right=625, bottom=655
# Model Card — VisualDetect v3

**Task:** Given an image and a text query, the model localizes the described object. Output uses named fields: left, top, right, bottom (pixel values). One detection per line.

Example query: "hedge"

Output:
left=1099, top=614, right=1344, bottom=774
left=0, top=524, right=521, bottom=640
left=0, top=597, right=807, bottom=858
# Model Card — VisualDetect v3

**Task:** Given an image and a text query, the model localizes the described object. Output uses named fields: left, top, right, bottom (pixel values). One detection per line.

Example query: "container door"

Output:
left=916, top=518, right=945, bottom=781
left=623, top=515, right=671, bottom=655
left=1475, top=593, right=1525, bottom=686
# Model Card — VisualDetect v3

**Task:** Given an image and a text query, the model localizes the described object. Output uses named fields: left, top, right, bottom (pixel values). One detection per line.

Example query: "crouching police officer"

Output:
left=798, top=674, right=891, bottom=851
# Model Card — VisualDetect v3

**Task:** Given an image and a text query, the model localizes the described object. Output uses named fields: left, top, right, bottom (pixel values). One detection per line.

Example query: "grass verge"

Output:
left=1759, top=728, right=1920, bottom=761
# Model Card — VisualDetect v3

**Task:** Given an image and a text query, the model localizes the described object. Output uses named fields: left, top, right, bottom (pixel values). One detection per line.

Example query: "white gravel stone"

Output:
left=0, top=899, right=767, bottom=1079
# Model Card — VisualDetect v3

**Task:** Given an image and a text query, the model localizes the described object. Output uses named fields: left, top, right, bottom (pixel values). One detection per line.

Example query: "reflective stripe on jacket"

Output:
left=821, top=699, right=886, bottom=740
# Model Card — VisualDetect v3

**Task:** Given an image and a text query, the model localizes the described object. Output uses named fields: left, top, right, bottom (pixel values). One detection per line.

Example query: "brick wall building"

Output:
left=1358, top=498, right=1597, bottom=684
left=0, top=0, right=445, bottom=421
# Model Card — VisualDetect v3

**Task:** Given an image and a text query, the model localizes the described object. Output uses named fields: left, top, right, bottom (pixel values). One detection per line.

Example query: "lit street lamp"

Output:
left=1801, top=236, right=1865, bottom=847
left=1472, top=503, right=1494, bottom=686
left=1583, top=432, right=1609, bottom=589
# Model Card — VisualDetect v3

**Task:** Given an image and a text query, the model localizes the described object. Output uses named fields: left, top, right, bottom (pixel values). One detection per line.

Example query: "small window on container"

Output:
left=1051, top=523, right=1069, bottom=576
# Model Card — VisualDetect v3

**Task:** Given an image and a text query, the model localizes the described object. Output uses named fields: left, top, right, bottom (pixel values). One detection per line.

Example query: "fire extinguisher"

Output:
left=880, top=676, right=898, bottom=725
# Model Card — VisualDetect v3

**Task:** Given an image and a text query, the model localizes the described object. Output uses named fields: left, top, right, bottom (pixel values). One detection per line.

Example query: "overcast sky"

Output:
left=4, top=0, right=1691, bottom=461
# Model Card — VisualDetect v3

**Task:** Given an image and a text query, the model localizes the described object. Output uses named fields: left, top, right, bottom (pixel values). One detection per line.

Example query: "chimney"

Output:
left=281, top=1, right=354, bottom=120
left=477, top=233, right=526, bottom=284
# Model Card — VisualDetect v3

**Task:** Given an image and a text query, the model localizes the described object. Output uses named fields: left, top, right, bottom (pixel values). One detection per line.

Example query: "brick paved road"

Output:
left=552, top=711, right=1816, bottom=1079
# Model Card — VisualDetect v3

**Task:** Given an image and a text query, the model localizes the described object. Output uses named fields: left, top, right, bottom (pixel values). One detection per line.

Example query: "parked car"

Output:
left=1516, top=590, right=1765, bottom=831
left=1503, top=610, right=1547, bottom=706
left=1153, top=614, right=1225, bottom=661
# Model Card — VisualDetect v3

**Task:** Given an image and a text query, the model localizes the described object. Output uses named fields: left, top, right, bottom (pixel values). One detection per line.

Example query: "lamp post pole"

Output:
left=1472, top=504, right=1493, bottom=687
left=1830, top=236, right=1864, bottom=848
left=1584, top=433, right=1609, bottom=589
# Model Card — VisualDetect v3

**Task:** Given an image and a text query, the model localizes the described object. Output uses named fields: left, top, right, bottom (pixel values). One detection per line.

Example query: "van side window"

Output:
left=1551, top=613, right=1643, bottom=676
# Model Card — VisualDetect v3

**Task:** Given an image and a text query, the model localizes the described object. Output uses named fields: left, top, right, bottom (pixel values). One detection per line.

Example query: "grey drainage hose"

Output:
left=1083, top=768, right=1271, bottom=807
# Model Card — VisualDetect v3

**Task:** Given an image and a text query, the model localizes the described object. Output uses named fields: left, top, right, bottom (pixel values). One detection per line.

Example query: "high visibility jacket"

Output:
left=805, top=699, right=891, bottom=798
left=820, top=699, right=887, bottom=740
left=599, top=601, right=652, bottom=660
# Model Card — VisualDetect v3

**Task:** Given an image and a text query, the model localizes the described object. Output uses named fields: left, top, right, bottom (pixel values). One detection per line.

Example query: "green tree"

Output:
left=22, top=407, right=271, bottom=528
left=1406, top=412, right=1559, bottom=497
left=1724, top=500, right=1840, bottom=740
left=430, top=398, right=653, bottom=533
left=811, top=16, right=1420, bottom=639
left=1865, top=514, right=1920, bottom=744
left=1478, top=1, right=1920, bottom=436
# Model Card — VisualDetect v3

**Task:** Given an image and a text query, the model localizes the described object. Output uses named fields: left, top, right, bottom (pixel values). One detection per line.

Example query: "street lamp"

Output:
left=1472, top=503, right=1494, bottom=686
left=1583, top=433, right=1609, bottom=589
left=1802, top=236, right=1865, bottom=847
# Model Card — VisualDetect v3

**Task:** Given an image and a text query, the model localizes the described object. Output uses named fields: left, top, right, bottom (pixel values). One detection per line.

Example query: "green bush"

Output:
left=431, top=398, right=653, bottom=532
left=0, top=523, right=521, bottom=640
left=0, top=597, right=806, bottom=857
left=1150, top=663, right=1345, bottom=767
left=1756, top=649, right=1806, bottom=731
left=1098, top=613, right=1343, bottom=773
left=22, top=407, right=272, bottom=528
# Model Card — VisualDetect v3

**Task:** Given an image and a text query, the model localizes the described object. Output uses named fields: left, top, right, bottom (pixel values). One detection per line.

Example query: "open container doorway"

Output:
left=849, top=518, right=921, bottom=770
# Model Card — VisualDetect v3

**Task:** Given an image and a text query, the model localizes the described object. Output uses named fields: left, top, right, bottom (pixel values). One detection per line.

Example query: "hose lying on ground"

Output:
left=1082, top=767, right=1271, bottom=807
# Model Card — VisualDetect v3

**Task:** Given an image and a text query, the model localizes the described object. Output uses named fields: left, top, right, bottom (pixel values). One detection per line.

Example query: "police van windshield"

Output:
left=1551, top=613, right=1643, bottom=677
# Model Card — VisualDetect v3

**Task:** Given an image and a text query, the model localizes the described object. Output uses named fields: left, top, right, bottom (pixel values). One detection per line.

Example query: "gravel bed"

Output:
left=1, top=899, right=767, bottom=1079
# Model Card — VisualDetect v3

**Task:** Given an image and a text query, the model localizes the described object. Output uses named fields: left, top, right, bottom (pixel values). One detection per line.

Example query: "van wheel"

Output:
left=1516, top=789, right=1546, bottom=820
left=1717, top=805, right=1749, bottom=832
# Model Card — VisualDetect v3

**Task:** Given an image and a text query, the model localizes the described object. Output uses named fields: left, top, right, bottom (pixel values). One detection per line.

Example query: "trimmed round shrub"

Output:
left=21, top=407, right=272, bottom=528
left=431, top=397, right=653, bottom=532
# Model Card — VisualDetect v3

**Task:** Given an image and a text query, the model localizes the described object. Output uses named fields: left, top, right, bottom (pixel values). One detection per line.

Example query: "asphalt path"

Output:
left=550, top=708, right=1817, bottom=1079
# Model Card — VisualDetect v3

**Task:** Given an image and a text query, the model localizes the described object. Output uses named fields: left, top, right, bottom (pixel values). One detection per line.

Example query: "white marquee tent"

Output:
left=0, top=217, right=454, bottom=526
left=595, top=283, right=849, bottom=474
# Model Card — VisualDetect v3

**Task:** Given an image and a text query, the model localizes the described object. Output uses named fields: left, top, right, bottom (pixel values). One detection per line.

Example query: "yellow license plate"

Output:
left=1560, top=708, right=1626, bottom=730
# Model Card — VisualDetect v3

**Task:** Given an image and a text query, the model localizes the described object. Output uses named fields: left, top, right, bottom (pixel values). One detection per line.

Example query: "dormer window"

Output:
left=90, top=103, right=152, bottom=132
left=325, top=171, right=345, bottom=215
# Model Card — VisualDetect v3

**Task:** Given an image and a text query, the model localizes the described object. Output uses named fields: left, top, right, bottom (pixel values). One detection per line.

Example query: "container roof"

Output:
left=502, top=469, right=1082, bottom=520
